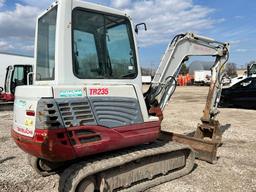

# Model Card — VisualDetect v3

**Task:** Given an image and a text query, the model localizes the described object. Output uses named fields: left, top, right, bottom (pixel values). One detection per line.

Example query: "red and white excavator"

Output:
left=12, top=1, right=229, bottom=191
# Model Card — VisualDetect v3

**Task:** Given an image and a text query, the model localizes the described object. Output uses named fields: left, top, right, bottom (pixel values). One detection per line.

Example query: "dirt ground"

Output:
left=0, top=86, right=256, bottom=192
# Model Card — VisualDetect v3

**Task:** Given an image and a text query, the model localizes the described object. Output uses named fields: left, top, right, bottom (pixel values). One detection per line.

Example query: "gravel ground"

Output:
left=0, top=86, right=255, bottom=192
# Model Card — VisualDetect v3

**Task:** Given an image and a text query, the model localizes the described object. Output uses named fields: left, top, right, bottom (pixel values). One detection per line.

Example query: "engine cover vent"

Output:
left=56, top=98, right=96, bottom=127
left=89, top=97, right=143, bottom=128
left=36, top=99, right=64, bottom=129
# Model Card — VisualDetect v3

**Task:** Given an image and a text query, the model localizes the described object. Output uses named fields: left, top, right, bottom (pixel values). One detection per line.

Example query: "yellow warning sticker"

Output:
left=24, top=119, right=33, bottom=127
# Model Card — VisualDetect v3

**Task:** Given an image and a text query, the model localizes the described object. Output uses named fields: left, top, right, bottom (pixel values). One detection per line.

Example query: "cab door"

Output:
left=4, top=65, right=13, bottom=94
left=11, top=65, right=32, bottom=94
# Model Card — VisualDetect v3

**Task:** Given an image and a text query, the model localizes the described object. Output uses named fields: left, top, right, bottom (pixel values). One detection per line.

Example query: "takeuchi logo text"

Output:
left=17, top=127, right=33, bottom=135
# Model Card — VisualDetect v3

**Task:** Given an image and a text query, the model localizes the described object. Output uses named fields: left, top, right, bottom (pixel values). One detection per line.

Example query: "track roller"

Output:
left=76, top=177, right=96, bottom=192
left=27, top=155, right=64, bottom=176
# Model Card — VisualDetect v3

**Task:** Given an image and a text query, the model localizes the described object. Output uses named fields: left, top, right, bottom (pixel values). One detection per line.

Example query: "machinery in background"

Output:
left=0, top=64, right=33, bottom=102
left=11, top=1, right=229, bottom=191
left=219, top=63, right=256, bottom=109
left=0, top=52, right=34, bottom=89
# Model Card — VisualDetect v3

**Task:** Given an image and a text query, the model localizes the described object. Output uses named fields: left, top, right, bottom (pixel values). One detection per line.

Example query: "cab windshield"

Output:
left=72, top=9, right=137, bottom=79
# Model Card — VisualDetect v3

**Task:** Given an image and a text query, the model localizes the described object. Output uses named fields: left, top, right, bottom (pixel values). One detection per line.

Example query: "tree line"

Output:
left=141, top=60, right=256, bottom=78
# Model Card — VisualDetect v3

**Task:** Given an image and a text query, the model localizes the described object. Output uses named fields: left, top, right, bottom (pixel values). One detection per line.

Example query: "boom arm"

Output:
left=145, top=32, right=229, bottom=123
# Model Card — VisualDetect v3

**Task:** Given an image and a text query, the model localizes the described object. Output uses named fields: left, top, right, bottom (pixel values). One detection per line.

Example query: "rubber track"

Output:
left=59, top=141, right=195, bottom=192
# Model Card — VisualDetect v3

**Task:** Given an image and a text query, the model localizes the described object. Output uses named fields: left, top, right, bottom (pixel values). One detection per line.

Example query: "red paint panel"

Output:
left=1, top=93, right=14, bottom=102
left=12, top=121, right=160, bottom=162
left=12, top=129, right=76, bottom=161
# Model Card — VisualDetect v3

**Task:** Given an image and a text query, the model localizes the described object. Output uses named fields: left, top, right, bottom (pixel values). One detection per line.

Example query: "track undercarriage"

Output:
left=58, top=138, right=194, bottom=192
left=26, top=127, right=224, bottom=192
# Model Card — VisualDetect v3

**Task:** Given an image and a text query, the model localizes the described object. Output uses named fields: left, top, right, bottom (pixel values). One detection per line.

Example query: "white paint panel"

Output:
left=132, top=84, right=152, bottom=122
left=13, top=85, right=52, bottom=137
left=15, top=85, right=53, bottom=98
left=86, top=85, right=137, bottom=98
left=13, top=99, right=38, bottom=137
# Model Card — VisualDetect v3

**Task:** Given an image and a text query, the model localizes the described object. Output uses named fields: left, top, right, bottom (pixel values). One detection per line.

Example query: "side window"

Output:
left=36, top=7, right=57, bottom=81
left=73, top=30, right=100, bottom=78
left=106, top=24, right=136, bottom=78
left=13, top=66, right=24, bottom=82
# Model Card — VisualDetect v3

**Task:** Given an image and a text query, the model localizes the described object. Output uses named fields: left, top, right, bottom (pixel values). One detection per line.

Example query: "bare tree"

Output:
left=141, top=67, right=156, bottom=76
left=225, top=62, right=238, bottom=78
left=246, top=60, right=256, bottom=67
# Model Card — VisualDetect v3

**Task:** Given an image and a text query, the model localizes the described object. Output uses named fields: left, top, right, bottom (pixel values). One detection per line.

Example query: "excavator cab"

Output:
left=0, top=65, right=32, bottom=102
left=12, top=0, right=159, bottom=163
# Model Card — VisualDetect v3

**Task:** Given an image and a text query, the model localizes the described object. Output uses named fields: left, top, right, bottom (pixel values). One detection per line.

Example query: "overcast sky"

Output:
left=0, top=0, right=255, bottom=68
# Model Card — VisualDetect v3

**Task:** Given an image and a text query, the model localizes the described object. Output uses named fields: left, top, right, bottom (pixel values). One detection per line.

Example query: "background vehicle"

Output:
left=11, top=1, right=229, bottom=191
left=0, top=64, right=32, bottom=102
left=0, top=52, right=34, bottom=87
left=142, top=76, right=152, bottom=84
left=194, top=70, right=211, bottom=85
left=219, top=63, right=256, bottom=109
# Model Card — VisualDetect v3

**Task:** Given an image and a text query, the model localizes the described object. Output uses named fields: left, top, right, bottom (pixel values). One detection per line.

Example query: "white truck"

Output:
left=142, top=76, right=152, bottom=84
left=194, top=70, right=211, bottom=85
